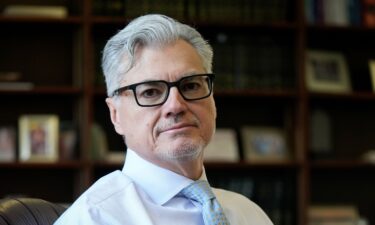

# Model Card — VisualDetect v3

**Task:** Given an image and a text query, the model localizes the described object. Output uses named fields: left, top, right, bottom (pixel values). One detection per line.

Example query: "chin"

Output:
left=156, top=140, right=204, bottom=162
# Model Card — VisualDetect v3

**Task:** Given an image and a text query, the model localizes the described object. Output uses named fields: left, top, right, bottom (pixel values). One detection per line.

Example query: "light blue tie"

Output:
left=180, top=180, right=230, bottom=225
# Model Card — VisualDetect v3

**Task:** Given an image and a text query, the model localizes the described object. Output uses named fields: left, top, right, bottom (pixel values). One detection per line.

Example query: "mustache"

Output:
left=155, top=115, right=199, bottom=135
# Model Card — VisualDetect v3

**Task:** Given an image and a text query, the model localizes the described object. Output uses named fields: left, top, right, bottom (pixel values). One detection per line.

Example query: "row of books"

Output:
left=93, top=0, right=125, bottom=16
left=305, top=0, right=375, bottom=27
left=124, top=0, right=185, bottom=20
left=93, top=34, right=295, bottom=91
left=209, top=176, right=295, bottom=225
left=194, top=0, right=290, bottom=23
left=93, top=0, right=290, bottom=23
left=212, top=34, right=294, bottom=90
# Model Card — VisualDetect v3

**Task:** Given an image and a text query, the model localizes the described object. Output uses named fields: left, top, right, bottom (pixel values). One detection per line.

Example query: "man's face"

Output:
left=106, top=40, right=216, bottom=170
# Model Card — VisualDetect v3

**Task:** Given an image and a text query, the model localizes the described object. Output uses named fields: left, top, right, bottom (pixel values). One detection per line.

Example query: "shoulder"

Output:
left=55, top=170, right=135, bottom=224
left=213, top=188, right=274, bottom=225
left=84, top=170, right=133, bottom=204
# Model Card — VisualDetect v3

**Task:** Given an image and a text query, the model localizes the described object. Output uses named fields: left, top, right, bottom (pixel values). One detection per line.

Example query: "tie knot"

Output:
left=180, top=180, right=215, bottom=204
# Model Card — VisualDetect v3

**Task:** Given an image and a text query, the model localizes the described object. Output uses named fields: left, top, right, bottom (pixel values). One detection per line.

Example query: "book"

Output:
left=0, top=82, right=34, bottom=91
left=369, top=59, right=375, bottom=91
left=362, top=0, right=375, bottom=27
left=348, top=0, right=362, bottom=25
left=323, top=0, right=350, bottom=26
left=3, top=5, right=68, bottom=19
left=251, top=177, right=294, bottom=225
left=308, top=205, right=359, bottom=225
left=310, top=109, right=333, bottom=158
left=305, top=0, right=362, bottom=26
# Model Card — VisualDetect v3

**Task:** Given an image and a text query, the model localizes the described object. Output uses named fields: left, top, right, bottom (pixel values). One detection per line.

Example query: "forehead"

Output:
left=122, top=40, right=205, bottom=84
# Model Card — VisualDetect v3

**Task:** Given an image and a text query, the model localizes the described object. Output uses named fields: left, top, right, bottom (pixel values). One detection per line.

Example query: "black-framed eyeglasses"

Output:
left=111, top=74, right=215, bottom=107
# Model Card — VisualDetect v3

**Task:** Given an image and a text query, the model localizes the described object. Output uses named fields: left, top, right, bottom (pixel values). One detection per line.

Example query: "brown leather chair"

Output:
left=0, top=198, right=66, bottom=225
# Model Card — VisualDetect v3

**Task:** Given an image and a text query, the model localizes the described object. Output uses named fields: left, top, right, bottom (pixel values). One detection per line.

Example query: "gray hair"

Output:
left=101, top=14, right=213, bottom=97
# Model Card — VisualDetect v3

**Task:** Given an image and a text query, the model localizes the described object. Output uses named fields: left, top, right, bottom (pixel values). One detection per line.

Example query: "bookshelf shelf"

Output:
left=307, top=24, right=375, bottom=32
left=309, top=92, right=375, bottom=101
left=192, top=21, right=298, bottom=30
left=0, top=87, right=82, bottom=95
left=215, top=89, right=298, bottom=98
left=205, top=161, right=301, bottom=170
left=0, top=16, right=83, bottom=24
left=0, top=161, right=83, bottom=169
left=89, top=160, right=301, bottom=174
left=310, top=160, right=375, bottom=169
left=91, top=16, right=130, bottom=24
left=1, top=0, right=375, bottom=224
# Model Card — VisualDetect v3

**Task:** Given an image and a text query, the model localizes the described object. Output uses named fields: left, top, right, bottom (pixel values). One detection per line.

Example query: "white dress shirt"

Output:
left=54, top=149, right=273, bottom=225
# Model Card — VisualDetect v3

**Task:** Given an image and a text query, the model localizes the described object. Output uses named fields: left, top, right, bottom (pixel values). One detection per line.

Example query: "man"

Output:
left=54, top=14, right=273, bottom=225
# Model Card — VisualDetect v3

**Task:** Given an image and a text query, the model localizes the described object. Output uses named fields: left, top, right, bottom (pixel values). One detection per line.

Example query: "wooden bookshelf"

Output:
left=1, top=0, right=375, bottom=224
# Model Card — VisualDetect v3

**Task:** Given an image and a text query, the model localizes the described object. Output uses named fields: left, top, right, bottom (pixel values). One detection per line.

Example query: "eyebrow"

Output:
left=133, top=72, right=203, bottom=84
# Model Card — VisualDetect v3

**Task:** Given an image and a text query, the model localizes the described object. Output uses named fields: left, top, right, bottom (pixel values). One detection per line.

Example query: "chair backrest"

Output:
left=0, top=198, right=66, bottom=225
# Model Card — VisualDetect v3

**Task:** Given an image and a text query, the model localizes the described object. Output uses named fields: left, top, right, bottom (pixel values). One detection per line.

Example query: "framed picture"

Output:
left=0, top=126, right=16, bottom=162
left=19, top=115, right=59, bottom=162
left=369, top=59, right=375, bottom=92
left=204, top=128, right=239, bottom=162
left=305, top=50, right=351, bottom=93
left=241, top=126, right=290, bottom=162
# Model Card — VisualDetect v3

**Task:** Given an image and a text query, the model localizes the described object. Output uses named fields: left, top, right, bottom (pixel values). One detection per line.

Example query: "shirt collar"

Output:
left=122, top=149, right=208, bottom=205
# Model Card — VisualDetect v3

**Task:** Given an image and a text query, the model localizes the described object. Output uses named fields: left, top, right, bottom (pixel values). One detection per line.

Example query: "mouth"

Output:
left=157, top=122, right=198, bottom=136
left=164, top=123, right=196, bottom=132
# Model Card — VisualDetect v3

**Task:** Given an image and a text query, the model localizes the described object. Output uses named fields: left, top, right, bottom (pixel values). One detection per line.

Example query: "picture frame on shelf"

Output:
left=305, top=50, right=351, bottom=93
left=0, top=126, right=16, bottom=162
left=241, top=126, right=290, bottom=162
left=369, top=59, right=375, bottom=92
left=204, top=128, right=240, bottom=162
left=19, top=115, right=59, bottom=162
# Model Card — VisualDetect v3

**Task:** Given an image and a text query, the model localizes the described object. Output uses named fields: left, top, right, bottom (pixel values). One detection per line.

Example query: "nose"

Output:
left=162, top=87, right=187, bottom=116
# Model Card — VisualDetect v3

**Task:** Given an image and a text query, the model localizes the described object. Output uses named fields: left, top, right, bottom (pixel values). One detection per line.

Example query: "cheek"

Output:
left=122, top=111, right=158, bottom=146
left=200, top=102, right=217, bottom=138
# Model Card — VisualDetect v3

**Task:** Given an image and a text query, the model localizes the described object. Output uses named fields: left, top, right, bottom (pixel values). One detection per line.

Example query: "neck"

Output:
left=172, top=160, right=204, bottom=180
left=155, top=156, right=204, bottom=180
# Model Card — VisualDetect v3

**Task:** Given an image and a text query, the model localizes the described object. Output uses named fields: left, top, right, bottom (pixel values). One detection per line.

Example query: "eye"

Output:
left=181, top=80, right=202, bottom=92
left=140, top=88, right=163, bottom=98
left=136, top=82, right=165, bottom=99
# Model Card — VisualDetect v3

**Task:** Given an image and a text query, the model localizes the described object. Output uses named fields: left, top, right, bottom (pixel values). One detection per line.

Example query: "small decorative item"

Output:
left=59, top=121, right=78, bottom=160
left=241, top=126, right=289, bottom=162
left=362, top=150, right=375, bottom=164
left=19, top=115, right=59, bottom=162
left=369, top=59, right=375, bottom=92
left=310, top=109, right=333, bottom=159
left=305, top=50, right=351, bottom=93
left=0, top=126, right=16, bottom=162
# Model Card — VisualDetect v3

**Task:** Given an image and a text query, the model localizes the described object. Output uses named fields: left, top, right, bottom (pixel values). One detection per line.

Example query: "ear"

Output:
left=105, top=97, right=125, bottom=135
